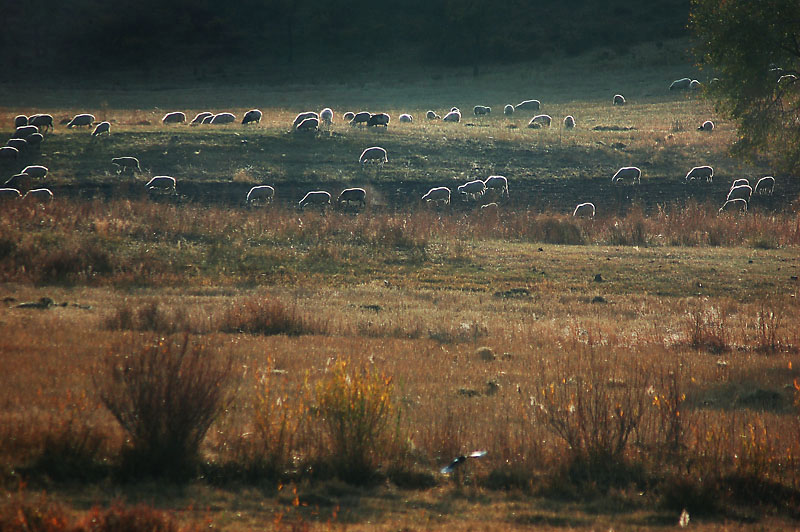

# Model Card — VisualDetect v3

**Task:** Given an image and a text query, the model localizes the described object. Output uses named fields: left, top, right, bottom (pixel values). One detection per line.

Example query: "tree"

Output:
left=691, top=0, right=800, bottom=174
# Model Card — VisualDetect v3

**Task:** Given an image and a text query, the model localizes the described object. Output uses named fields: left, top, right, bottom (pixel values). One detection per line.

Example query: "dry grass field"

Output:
left=1, top=41, right=800, bottom=530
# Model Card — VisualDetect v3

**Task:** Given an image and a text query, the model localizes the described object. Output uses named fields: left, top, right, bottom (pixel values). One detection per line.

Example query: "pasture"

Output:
left=2, top=42, right=800, bottom=530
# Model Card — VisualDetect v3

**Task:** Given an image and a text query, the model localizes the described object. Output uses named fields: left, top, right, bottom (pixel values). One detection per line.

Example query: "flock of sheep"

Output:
left=0, top=76, right=779, bottom=216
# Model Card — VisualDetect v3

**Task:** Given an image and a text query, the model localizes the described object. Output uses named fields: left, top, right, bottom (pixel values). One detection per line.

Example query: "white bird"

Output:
left=440, top=450, right=487, bottom=474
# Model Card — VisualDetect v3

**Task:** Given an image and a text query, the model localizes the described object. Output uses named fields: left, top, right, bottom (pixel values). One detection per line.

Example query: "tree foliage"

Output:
left=691, top=0, right=800, bottom=173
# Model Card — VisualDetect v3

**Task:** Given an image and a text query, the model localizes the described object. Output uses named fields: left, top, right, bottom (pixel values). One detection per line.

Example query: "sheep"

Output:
left=718, top=198, right=748, bottom=214
left=162, top=112, right=186, bottom=124
left=528, top=114, right=552, bottom=128
left=343, top=111, right=355, bottom=122
left=421, top=186, right=451, bottom=205
left=612, top=166, right=641, bottom=184
left=367, top=113, right=390, bottom=127
left=399, top=113, right=413, bottom=123
left=457, top=179, right=486, bottom=201
left=6, top=138, right=27, bottom=152
left=146, top=176, right=176, bottom=194
left=0, top=146, right=20, bottom=160
left=778, top=74, right=798, bottom=85
left=350, top=111, right=371, bottom=126
left=246, top=185, right=275, bottom=205
left=242, top=109, right=262, bottom=125
left=473, top=105, right=491, bottom=116
left=0, top=188, right=21, bottom=200
left=4, top=173, right=28, bottom=187
left=698, top=120, right=714, bottom=131
left=292, top=111, right=318, bottom=128
left=484, top=175, right=509, bottom=197
left=359, top=146, right=388, bottom=165
left=202, top=114, right=215, bottom=124
left=319, top=108, right=333, bottom=124
left=754, top=176, right=775, bottom=195
left=573, top=202, right=596, bottom=218
left=14, top=125, right=38, bottom=139
left=730, top=178, right=749, bottom=190
left=67, top=113, right=95, bottom=128
left=480, top=202, right=499, bottom=211
left=689, top=79, right=702, bottom=90
left=503, top=104, right=514, bottom=116
left=295, top=117, right=319, bottom=131
left=22, top=165, right=47, bottom=179
left=92, top=121, right=111, bottom=136
left=426, top=110, right=440, bottom=120
left=14, top=115, right=27, bottom=127
left=685, top=165, right=714, bottom=183
left=210, top=112, right=236, bottom=124
left=442, top=109, right=461, bottom=122
left=669, top=77, right=692, bottom=91
left=111, top=156, right=141, bottom=173
left=28, top=114, right=54, bottom=132
left=191, top=112, right=213, bottom=125
left=25, top=133, right=44, bottom=148
left=338, top=187, right=367, bottom=209
left=23, top=188, right=53, bottom=201
left=613, top=94, right=626, bottom=105
left=450, top=107, right=460, bottom=112
left=563, top=115, right=576, bottom=128
left=298, top=190, right=331, bottom=210
left=515, top=99, right=540, bottom=111
left=727, top=184, right=752, bottom=202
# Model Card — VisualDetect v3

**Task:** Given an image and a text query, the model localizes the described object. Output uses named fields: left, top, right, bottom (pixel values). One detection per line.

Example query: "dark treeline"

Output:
left=2, top=0, right=688, bottom=77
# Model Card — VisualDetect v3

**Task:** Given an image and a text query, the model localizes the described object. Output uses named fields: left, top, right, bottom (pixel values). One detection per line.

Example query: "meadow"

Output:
left=2, top=42, right=800, bottom=530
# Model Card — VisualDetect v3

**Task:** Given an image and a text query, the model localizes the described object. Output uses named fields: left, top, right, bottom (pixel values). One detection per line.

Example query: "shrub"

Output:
left=96, top=334, right=234, bottom=480
left=683, top=302, right=730, bottom=354
left=220, top=296, right=327, bottom=336
left=0, top=493, right=71, bottom=532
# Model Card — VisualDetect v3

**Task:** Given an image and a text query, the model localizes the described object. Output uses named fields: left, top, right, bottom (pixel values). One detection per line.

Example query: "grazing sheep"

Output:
left=14, top=115, right=27, bottom=127
left=28, top=114, right=54, bottom=132
left=25, top=133, right=44, bottom=148
left=338, top=187, right=367, bottom=209
left=350, top=111, right=371, bottom=126
left=246, top=185, right=275, bottom=205
left=298, top=190, right=331, bottom=210
left=14, top=125, right=38, bottom=139
left=719, top=198, right=748, bottom=214
left=442, top=109, right=461, bottom=122
left=191, top=112, right=213, bottom=125
left=23, top=188, right=53, bottom=201
left=4, top=173, right=28, bottom=187
left=480, top=202, right=499, bottom=211
left=473, top=105, right=491, bottom=116
left=399, top=113, right=413, bottom=123
left=210, top=112, right=236, bottom=124
left=296, top=117, right=319, bottom=131
left=92, top=121, right=111, bottom=136
left=343, top=111, right=355, bottom=122
left=754, top=176, right=775, bottom=195
left=484, top=175, right=509, bottom=197
left=67, top=113, right=95, bottom=128
left=457, top=179, right=486, bottom=201
left=421, top=186, right=451, bottom=205
left=22, top=165, right=47, bottom=179
left=612, top=166, right=641, bottom=184
left=563, top=115, right=576, bottom=128
left=613, top=94, right=626, bottom=105
left=778, top=74, right=798, bottom=84
left=698, top=120, right=714, bottom=131
left=426, top=110, right=440, bottom=120
left=293, top=111, right=319, bottom=128
left=367, top=113, right=390, bottom=127
left=515, top=99, right=540, bottom=111
left=727, top=184, right=752, bottom=202
left=6, top=138, right=27, bottom=152
left=685, top=165, right=714, bottom=183
left=319, top=108, right=333, bottom=124
left=690, top=79, right=702, bottom=90
left=359, top=146, right=388, bottom=165
left=503, top=104, right=514, bottom=116
left=146, top=175, right=176, bottom=194
left=730, top=178, right=750, bottom=190
left=242, top=109, right=262, bottom=125
left=528, top=114, right=552, bottom=128
left=0, top=146, right=20, bottom=160
left=202, top=114, right=215, bottom=124
left=573, top=202, right=596, bottom=218
left=162, top=112, right=186, bottom=124
left=111, top=156, right=141, bottom=173
left=669, top=77, right=692, bottom=91
left=0, top=188, right=21, bottom=200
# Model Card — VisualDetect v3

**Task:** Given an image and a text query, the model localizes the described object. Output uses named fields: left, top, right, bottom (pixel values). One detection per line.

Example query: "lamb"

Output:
left=14, top=115, right=27, bottom=127
left=457, top=179, right=486, bottom=201
left=111, top=157, right=141, bottom=173
left=162, top=112, right=186, bottom=124
left=359, top=146, right=388, bottom=165
left=22, top=165, right=48, bottom=179
left=473, top=105, right=491, bottom=116
left=730, top=178, right=749, bottom=189
left=92, top=121, right=111, bottom=136
left=503, top=104, right=514, bottom=116
left=25, top=133, right=44, bottom=148
left=338, top=187, right=367, bottom=208
left=319, top=108, right=333, bottom=124
left=242, top=109, right=262, bottom=125
left=528, top=114, right=552, bottom=128
left=426, top=110, right=440, bottom=120
left=421, top=186, right=451, bottom=205
left=613, top=94, right=626, bottom=105
left=669, top=78, right=692, bottom=91
left=399, top=114, right=413, bottom=123
left=210, top=112, right=236, bottom=124
left=191, top=112, right=213, bottom=125
left=718, top=198, right=747, bottom=214
left=0, top=188, right=21, bottom=200
left=0, top=146, right=20, bottom=160
left=146, top=176, right=176, bottom=194
left=14, top=125, right=38, bottom=139
left=6, top=138, right=27, bottom=152
left=515, top=99, right=540, bottom=111
left=67, top=114, right=95, bottom=128
left=698, top=120, right=714, bottom=131
left=350, top=111, right=371, bottom=126
left=296, top=117, right=319, bottom=131
left=298, top=190, right=331, bottom=210
left=754, top=176, right=775, bottom=195
left=343, top=112, right=355, bottom=122
left=246, top=185, right=275, bottom=205
left=685, top=165, right=714, bottom=183
left=563, top=115, right=576, bottom=128
left=367, top=113, right=390, bottom=127
left=612, top=166, right=641, bottom=184
left=442, top=109, right=461, bottom=122
left=727, top=184, right=752, bottom=202
left=572, top=202, right=596, bottom=218
left=483, top=175, right=509, bottom=197
left=689, top=79, right=702, bottom=90
left=23, top=188, right=53, bottom=201
left=28, top=114, right=54, bottom=132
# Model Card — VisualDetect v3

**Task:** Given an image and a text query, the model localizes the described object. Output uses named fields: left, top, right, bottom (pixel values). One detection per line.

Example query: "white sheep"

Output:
left=612, top=166, right=641, bottom=184
left=191, top=112, right=213, bottom=125
left=0, top=146, right=20, bottom=160
left=296, top=117, right=319, bottom=131
left=457, top=179, right=486, bottom=201
left=689, top=79, right=702, bottom=90
left=112, top=157, right=141, bottom=173
left=367, top=113, right=390, bottom=127
left=6, top=138, right=27, bottom=152
left=473, top=105, right=491, bottom=116
left=399, top=113, right=413, bottom=123
left=247, top=185, right=275, bottom=205
left=480, top=202, right=499, bottom=211
left=162, top=112, right=186, bottom=124
left=572, top=202, right=595, bottom=218
left=528, top=114, right=552, bottom=128
left=67, top=114, right=95, bottom=128
left=28, top=114, right=53, bottom=132
left=359, top=146, right=388, bottom=165
left=613, top=94, right=626, bottom=105
left=14, top=115, right=27, bottom=127
left=754, top=176, right=775, bottom=195
left=343, top=111, right=356, bottom=121
left=442, top=109, right=461, bottom=122
left=685, top=165, right=713, bottom=183
left=4, top=173, right=28, bottom=187
left=515, top=99, right=540, bottom=111
left=210, top=112, right=236, bottom=124
left=730, top=178, right=750, bottom=189
left=350, top=111, right=371, bottom=126
left=14, top=125, right=38, bottom=139
left=293, top=111, right=319, bottom=128
left=92, top=121, right=111, bottom=136
left=299, top=190, right=331, bottom=210
left=426, top=110, right=440, bottom=120
left=778, top=74, right=798, bottom=85
left=146, top=176, right=176, bottom=194
left=503, top=104, right=514, bottom=116
left=0, top=188, right=21, bottom=200
left=338, top=187, right=367, bottom=208
left=718, top=198, right=747, bottom=214
left=698, top=120, right=714, bottom=131
left=484, top=175, right=509, bottom=197
left=421, top=186, right=451, bottom=205
left=242, top=109, right=262, bottom=125
left=23, top=188, right=53, bottom=201
left=563, top=115, right=576, bottom=128
left=669, top=77, right=692, bottom=90
left=25, top=133, right=44, bottom=148
left=202, top=114, right=215, bottom=124
left=22, top=165, right=48, bottom=179
left=727, top=184, right=752, bottom=202
left=320, top=108, right=333, bottom=124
